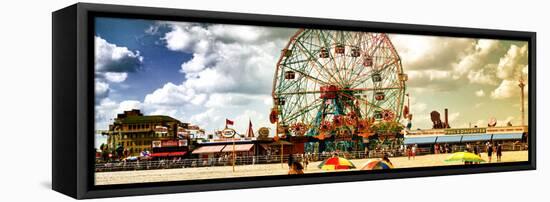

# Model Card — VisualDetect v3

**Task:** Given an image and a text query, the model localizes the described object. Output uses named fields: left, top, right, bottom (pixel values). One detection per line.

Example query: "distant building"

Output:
left=104, top=109, right=189, bottom=156
left=403, top=126, right=528, bottom=154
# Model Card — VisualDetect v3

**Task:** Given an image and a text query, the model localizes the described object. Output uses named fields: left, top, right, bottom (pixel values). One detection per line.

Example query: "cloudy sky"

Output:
left=94, top=17, right=529, bottom=136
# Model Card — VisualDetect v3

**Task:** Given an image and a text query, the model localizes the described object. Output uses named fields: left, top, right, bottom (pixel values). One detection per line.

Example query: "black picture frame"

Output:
left=52, top=3, right=536, bottom=199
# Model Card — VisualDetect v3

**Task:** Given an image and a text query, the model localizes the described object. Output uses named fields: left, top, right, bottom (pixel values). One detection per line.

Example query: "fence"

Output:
left=96, top=150, right=386, bottom=172
left=95, top=143, right=528, bottom=172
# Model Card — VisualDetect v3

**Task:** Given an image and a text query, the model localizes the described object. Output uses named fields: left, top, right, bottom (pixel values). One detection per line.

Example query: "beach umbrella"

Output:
left=361, top=159, right=394, bottom=170
left=124, top=156, right=139, bottom=161
left=140, top=151, right=151, bottom=157
left=445, top=152, right=485, bottom=163
left=318, top=157, right=356, bottom=170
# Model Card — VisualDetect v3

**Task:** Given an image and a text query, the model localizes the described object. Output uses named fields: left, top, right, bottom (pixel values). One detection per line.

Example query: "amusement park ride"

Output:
left=270, top=29, right=409, bottom=153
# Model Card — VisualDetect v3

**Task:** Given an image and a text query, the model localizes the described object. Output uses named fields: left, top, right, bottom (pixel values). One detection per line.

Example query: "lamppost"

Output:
left=518, top=76, right=527, bottom=146
left=222, top=128, right=237, bottom=172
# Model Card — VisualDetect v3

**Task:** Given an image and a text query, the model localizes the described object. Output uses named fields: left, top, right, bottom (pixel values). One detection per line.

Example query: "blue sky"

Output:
left=95, top=17, right=189, bottom=101
left=94, top=17, right=529, bottom=144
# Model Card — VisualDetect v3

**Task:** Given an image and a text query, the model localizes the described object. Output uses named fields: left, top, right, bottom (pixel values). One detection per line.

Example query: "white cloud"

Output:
left=393, top=37, right=507, bottom=93
left=412, top=102, right=427, bottom=114
left=95, top=36, right=143, bottom=73
left=161, top=23, right=294, bottom=95
left=448, top=112, right=461, bottom=124
left=234, top=109, right=272, bottom=135
left=94, top=23, right=295, bottom=133
left=496, top=44, right=528, bottom=80
left=118, top=100, right=142, bottom=112
left=491, top=80, right=518, bottom=99
left=467, top=64, right=498, bottom=85
left=162, top=22, right=211, bottom=53
left=474, top=103, right=484, bottom=108
left=393, top=35, right=509, bottom=92
left=95, top=80, right=109, bottom=99
left=204, top=93, right=269, bottom=108
left=189, top=108, right=223, bottom=130
left=94, top=36, right=144, bottom=104
left=475, top=89, right=485, bottom=97
left=104, top=72, right=128, bottom=83
left=452, top=40, right=505, bottom=86
left=95, top=98, right=143, bottom=130
left=406, top=69, right=457, bottom=91
left=144, top=82, right=206, bottom=106
left=134, top=23, right=296, bottom=133
left=391, top=34, right=474, bottom=71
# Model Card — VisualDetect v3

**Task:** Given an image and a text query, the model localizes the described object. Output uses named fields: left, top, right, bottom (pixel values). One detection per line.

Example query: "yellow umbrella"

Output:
left=445, top=152, right=485, bottom=163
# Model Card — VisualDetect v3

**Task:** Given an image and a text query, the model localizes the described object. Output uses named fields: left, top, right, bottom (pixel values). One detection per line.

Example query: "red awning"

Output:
left=151, top=151, right=187, bottom=157
left=192, top=145, right=226, bottom=154
left=221, top=144, right=254, bottom=152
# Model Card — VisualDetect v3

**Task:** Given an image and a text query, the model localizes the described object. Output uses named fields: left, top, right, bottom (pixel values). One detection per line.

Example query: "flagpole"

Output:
left=225, top=118, right=236, bottom=172
left=232, top=135, right=235, bottom=172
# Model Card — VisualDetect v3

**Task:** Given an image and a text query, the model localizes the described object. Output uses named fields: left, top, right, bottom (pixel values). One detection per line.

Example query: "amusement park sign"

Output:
left=444, top=128, right=486, bottom=135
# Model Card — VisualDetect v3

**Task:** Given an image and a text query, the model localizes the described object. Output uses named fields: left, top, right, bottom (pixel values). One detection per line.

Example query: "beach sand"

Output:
left=95, top=151, right=528, bottom=185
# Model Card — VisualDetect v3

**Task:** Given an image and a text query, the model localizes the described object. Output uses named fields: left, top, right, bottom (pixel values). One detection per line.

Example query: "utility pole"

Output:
left=519, top=77, right=526, bottom=126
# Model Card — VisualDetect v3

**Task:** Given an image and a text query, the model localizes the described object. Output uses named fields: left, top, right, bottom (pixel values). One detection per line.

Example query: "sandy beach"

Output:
left=95, top=151, right=528, bottom=185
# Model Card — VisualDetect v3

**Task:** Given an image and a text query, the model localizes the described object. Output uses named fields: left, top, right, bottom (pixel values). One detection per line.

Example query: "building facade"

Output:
left=403, top=126, right=528, bottom=154
left=104, top=109, right=189, bottom=156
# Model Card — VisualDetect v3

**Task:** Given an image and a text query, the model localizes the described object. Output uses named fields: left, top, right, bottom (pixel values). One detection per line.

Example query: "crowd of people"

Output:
left=462, top=141, right=503, bottom=164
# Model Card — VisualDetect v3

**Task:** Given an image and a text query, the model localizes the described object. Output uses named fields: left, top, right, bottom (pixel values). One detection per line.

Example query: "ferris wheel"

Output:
left=271, top=29, right=407, bottom=138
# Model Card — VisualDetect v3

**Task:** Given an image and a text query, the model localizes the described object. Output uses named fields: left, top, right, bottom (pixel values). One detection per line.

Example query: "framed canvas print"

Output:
left=52, top=3, right=536, bottom=199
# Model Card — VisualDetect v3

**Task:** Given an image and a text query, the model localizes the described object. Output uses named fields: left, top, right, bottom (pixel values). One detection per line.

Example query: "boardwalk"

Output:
left=95, top=151, right=528, bottom=185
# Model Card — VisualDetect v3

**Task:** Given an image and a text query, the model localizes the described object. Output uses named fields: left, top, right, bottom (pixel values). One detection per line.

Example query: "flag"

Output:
left=247, top=119, right=255, bottom=138
left=225, top=119, right=234, bottom=128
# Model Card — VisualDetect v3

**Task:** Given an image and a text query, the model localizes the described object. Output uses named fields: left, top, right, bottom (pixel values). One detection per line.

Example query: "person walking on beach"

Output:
left=496, top=143, right=503, bottom=162
left=287, top=154, right=294, bottom=168
left=406, top=145, right=412, bottom=160
left=303, top=153, right=309, bottom=169
left=288, top=161, right=304, bottom=175
left=411, top=144, right=417, bottom=160
left=487, top=143, right=494, bottom=163
left=472, top=144, right=480, bottom=164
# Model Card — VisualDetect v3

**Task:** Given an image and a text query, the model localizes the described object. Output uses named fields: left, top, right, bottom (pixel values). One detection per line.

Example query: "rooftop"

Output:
left=116, top=115, right=180, bottom=124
